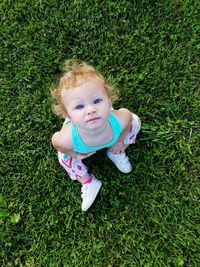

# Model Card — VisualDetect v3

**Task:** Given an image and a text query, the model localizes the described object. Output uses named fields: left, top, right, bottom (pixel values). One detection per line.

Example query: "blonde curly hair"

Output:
left=51, top=59, right=117, bottom=118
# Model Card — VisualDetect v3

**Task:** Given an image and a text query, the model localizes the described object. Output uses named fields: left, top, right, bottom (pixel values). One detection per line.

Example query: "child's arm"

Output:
left=51, top=126, right=74, bottom=155
left=109, top=108, right=132, bottom=153
left=51, top=125, right=96, bottom=159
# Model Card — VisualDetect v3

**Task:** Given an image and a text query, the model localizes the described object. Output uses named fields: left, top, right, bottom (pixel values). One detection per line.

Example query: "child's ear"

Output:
left=63, top=107, right=70, bottom=118
left=64, top=109, right=70, bottom=119
left=109, top=100, right=113, bottom=109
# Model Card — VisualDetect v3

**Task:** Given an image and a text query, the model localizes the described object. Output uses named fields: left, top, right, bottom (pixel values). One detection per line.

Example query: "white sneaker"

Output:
left=81, top=175, right=102, bottom=212
left=106, top=150, right=132, bottom=173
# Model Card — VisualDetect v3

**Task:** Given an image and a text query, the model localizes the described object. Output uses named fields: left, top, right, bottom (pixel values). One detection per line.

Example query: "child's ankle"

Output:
left=83, top=176, right=93, bottom=184
left=78, top=173, right=93, bottom=185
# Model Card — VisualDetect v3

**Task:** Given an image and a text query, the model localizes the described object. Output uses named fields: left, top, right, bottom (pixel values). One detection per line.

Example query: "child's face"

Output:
left=61, top=78, right=111, bottom=131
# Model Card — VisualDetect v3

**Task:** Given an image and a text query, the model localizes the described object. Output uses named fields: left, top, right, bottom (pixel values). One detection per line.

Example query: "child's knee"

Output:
left=58, top=152, right=88, bottom=180
left=124, top=113, right=141, bottom=145
left=132, top=113, right=141, bottom=132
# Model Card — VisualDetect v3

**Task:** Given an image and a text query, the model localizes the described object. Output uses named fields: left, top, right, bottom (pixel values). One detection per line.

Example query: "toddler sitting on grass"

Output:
left=51, top=60, right=141, bottom=211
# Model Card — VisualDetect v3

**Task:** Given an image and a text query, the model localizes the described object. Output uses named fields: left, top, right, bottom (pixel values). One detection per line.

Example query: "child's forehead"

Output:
left=82, top=76, right=104, bottom=87
left=61, top=77, right=106, bottom=99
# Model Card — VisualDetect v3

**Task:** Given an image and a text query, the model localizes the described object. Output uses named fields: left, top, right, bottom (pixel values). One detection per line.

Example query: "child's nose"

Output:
left=87, top=105, right=96, bottom=114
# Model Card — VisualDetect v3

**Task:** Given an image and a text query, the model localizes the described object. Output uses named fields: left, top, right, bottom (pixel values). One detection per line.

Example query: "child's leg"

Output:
left=58, top=152, right=89, bottom=183
left=106, top=113, right=141, bottom=173
left=58, top=152, right=102, bottom=211
left=124, top=113, right=141, bottom=146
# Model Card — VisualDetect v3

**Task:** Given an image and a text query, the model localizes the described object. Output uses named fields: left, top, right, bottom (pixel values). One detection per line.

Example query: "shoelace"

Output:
left=115, top=153, right=129, bottom=163
left=81, top=185, right=88, bottom=192
left=81, top=186, right=88, bottom=199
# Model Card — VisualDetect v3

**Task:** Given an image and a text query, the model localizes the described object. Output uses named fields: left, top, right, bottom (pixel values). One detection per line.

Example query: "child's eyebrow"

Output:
left=72, top=96, right=84, bottom=101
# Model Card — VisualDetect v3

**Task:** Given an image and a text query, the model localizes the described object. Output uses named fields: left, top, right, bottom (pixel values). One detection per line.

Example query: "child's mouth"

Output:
left=87, top=117, right=100, bottom=123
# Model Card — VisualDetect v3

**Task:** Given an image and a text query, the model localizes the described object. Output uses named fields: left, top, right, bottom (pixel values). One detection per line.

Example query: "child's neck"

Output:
left=77, top=121, right=113, bottom=147
left=78, top=122, right=109, bottom=137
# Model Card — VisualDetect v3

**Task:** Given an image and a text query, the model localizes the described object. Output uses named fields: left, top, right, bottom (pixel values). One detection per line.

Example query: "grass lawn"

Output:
left=0, top=0, right=199, bottom=266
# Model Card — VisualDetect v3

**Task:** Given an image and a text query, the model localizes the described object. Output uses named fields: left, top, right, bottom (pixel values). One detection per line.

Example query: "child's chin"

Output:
left=87, top=122, right=102, bottom=130
left=88, top=124, right=100, bottom=130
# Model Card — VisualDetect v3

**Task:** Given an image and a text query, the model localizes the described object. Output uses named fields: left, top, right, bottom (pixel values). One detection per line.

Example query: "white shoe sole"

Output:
left=106, top=151, right=132, bottom=173
left=81, top=180, right=102, bottom=212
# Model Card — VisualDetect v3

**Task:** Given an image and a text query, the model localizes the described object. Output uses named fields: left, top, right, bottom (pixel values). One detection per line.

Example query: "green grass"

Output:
left=0, top=0, right=199, bottom=266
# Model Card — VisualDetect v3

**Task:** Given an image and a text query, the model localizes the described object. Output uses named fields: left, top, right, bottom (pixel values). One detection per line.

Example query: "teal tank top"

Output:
left=63, top=112, right=123, bottom=154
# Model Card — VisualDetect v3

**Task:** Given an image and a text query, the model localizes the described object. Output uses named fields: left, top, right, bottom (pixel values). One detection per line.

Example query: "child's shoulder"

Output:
left=112, top=108, right=132, bottom=129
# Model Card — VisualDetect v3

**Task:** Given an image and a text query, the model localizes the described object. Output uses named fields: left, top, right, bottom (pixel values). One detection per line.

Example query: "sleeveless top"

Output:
left=63, top=112, right=123, bottom=153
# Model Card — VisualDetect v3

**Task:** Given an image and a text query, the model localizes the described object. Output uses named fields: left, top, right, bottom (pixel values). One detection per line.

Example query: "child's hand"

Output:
left=109, top=141, right=125, bottom=154
left=75, top=151, right=96, bottom=160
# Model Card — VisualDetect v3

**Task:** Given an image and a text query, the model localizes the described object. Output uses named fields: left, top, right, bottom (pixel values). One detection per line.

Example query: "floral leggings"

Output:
left=58, top=113, right=141, bottom=180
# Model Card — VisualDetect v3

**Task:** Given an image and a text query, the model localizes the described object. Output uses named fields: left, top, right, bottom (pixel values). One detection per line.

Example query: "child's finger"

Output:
left=87, top=151, right=96, bottom=156
left=77, top=152, right=96, bottom=159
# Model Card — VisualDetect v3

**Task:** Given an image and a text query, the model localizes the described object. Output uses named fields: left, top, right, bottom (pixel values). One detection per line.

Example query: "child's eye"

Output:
left=75, top=104, right=84, bottom=110
left=94, top=98, right=102, bottom=104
